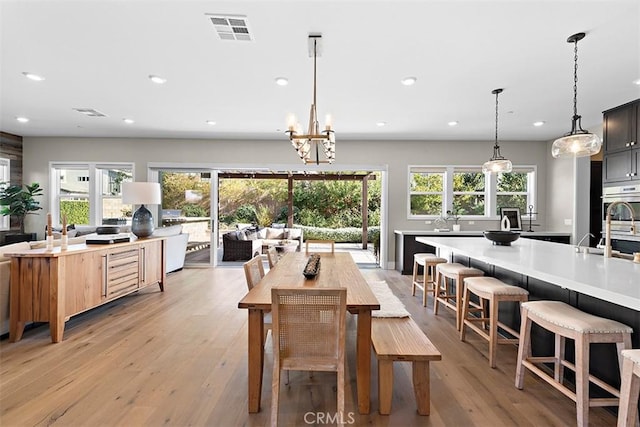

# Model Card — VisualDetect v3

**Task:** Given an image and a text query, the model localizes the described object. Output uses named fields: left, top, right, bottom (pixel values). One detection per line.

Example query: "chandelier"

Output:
left=482, top=88, right=513, bottom=173
left=551, top=32, right=602, bottom=158
left=286, top=34, right=335, bottom=165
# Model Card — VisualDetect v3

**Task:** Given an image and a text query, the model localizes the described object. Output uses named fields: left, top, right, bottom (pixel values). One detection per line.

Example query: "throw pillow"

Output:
left=266, top=228, right=284, bottom=239
left=246, top=230, right=258, bottom=240
left=288, top=228, right=301, bottom=239
left=238, top=230, right=248, bottom=241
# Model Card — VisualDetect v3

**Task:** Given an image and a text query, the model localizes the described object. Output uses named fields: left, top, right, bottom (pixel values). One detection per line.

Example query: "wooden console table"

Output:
left=6, top=238, right=166, bottom=343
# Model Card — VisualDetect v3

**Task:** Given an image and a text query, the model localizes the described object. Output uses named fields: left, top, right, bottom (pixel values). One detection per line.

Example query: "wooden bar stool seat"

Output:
left=515, top=300, right=633, bottom=427
left=618, top=349, right=640, bottom=427
left=460, top=277, right=529, bottom=368
left=434, top=262, right=483, bottom=330
left=411, top=254, right=447, bottom=307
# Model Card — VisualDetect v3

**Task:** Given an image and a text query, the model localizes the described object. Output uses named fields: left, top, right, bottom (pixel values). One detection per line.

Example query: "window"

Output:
left=409, top=169, right=444, bottom=217
left=408, top=165, right=536, bottom=220
left=496, top=169, right=535, bottom=216
left=452, top=170, right=485, bottom=216
left=0, top=158, right=9, bottom=230
left=51, top=163, right=133, bottom=226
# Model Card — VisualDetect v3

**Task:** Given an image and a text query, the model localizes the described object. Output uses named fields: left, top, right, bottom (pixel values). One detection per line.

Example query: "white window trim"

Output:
left=408, top=164, right=537, bottom=221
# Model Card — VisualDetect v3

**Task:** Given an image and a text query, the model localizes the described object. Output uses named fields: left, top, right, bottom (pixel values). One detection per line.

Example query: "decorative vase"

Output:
left=452, top=224, right=461, bottom=232
left=61, top=235, right=68, bottom=250
left=45, top=235, right=54, bottom=250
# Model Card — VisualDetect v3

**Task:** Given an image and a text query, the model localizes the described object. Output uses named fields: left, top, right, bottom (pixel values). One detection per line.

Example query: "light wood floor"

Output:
left=0, top=266, right=619, bottom=426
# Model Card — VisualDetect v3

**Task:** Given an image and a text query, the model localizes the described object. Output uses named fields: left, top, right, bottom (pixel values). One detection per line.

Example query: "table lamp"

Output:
left=122, top=182, right=162, bottom=238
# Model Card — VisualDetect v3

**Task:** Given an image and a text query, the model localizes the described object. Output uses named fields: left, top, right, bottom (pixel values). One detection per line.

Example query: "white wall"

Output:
left=22, top=136, right=560, bottom=265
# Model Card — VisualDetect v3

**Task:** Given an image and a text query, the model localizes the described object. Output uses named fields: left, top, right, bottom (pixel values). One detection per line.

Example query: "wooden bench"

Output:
left=371, top=317, right=442, bottom=415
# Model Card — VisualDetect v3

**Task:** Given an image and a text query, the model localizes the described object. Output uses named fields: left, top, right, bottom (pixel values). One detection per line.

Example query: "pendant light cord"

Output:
left=572, top=38, right=579, bottom=118
left=495, top=89, right=499, bottom=149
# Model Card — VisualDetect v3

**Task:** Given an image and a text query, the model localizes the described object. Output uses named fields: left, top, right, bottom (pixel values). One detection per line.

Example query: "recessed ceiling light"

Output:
left=148, top=75, right=167, bottom=84
left=16, top=116, right=29, bottom=123
left=22, top=72, right=45, bottom=81
left=206, top=120, right=216, bottom=126
left=275, top=77, right=289, bottom=86
left=123, top=118, right=135, bottom=124
left=533, top=121, right=545, bottom=127
left=400, top=77, right=417, bottom=86
left=634, top=78, right=640, bottom=85
left=376, top=122, right=387, bottom=127
left=448, top=121, right=459, bottom=127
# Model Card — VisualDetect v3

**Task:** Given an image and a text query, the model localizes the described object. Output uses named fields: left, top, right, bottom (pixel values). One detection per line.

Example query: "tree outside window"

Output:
left=452, top=171, right=485, bottom=215
left=496, top=171, right=530, bottom=215
left=409, top=171, right=444, bottom=216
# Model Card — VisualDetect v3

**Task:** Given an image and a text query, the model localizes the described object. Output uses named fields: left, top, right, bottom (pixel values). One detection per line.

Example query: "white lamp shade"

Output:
left=122, top=182, right=161, bottom=205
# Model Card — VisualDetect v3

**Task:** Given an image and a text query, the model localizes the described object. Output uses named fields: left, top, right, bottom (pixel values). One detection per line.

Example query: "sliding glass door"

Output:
left=151, top=169, right=217, bottom=267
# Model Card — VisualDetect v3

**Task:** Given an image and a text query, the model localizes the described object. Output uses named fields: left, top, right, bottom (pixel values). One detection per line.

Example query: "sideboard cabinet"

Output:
left=7, top=238, right=166, bottom=343
left=603, top=99, right=639, bottom=183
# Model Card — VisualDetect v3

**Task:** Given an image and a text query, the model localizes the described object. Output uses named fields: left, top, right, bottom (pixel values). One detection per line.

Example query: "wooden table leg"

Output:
left=413, top=361, right=431, bottom=415
left=378, top=359, right=393, bottom=415
left=247, top=309, right=264, bottom=413
left=356, top=310, right=372, bottom=414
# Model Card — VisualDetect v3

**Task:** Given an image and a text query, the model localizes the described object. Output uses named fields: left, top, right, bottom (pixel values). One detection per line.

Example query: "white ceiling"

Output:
left=1, top=0, right=639, bottom=142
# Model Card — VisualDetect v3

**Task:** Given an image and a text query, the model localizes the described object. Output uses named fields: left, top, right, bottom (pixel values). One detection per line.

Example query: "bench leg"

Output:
left=378, top=360, right=393, bottom=415
left=412, top=361, right=431, bottom=415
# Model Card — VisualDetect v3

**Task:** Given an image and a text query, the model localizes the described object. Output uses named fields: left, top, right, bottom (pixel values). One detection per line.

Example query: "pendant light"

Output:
left=482, top=88, right=512, bottom=173
left=551, top=32, right=602, bottom=158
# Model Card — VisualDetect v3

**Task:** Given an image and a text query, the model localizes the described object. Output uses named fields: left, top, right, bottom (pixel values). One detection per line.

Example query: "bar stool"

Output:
left=515, top=300, right=633, bottom=427
left=434, top=262, right=484, bottom=330
left=618, top=349, right=640, bottom=427
left=411, top=253, right=447, bottom=307
left=459, top=277, right=529, bottom=368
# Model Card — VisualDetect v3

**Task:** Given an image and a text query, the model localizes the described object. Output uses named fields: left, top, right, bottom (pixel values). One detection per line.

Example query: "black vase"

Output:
left=131, top=204, right=155, bottom=238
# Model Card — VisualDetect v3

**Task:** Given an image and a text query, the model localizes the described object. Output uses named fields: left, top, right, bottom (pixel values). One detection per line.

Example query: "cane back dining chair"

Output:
left=266, top=246, right=279, bottom=269
left=243, top=255, right=271, bottom=345
left=305, top=239, right=335, bottom=255
left=270, top=287, right=347, bottom=426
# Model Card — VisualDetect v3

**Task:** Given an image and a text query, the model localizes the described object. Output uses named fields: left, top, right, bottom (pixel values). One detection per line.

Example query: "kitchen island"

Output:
left=416, top=236, right=639, bottom=393
left=395, top=230, right=571, bottom=274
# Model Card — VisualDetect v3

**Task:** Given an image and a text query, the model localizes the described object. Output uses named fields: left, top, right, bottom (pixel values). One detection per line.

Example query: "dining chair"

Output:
left=271, top=287, right=347, bottom=426
left=305, top=239, right=335, bottom=254
left=266, top=246, right=279, bottom=269
left=243, top=255, right=271, bottom=345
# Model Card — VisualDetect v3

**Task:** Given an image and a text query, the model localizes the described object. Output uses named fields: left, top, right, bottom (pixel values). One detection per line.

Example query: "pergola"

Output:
left=217, top=172, right=377, bottom=249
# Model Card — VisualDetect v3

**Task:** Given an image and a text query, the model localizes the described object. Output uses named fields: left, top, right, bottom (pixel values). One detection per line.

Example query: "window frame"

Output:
left=407, top=165, right=537, bottom=221
left=50, top=162, right=135, bottom=226
left=407, top=167, right=446, bottom=219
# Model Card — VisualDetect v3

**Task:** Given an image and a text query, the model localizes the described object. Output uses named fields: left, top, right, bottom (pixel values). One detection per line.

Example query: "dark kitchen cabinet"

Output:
left=603, top=99, right=639, bottom=183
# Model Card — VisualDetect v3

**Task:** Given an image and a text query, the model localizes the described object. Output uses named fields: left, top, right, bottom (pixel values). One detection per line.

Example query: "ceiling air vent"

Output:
left=206, top=14, right=253, bottom=41
left=73, top=108, right=107, bottom=117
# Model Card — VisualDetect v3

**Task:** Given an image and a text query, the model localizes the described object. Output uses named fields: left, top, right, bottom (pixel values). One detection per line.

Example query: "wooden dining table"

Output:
left=237, top=251, right=380, bottom=414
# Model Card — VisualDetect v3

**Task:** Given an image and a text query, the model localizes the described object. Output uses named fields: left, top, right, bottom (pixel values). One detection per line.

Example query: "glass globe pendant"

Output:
left=551, top=32, right=602, bottom=158
left=482, top=88, right=512, bottom=173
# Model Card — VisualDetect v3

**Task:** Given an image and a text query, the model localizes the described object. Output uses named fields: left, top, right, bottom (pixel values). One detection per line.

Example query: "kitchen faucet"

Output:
left=575, top=232, right=594, bottom=253
left=604, top=201, right=636, bottom=258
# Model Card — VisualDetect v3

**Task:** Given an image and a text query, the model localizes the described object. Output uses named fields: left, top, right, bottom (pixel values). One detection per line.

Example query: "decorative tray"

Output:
left=303, top=254, right=321, bottom=279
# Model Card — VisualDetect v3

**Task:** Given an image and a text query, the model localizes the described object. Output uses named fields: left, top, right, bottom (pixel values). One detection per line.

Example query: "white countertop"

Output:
left=416, top=236, right=640, bottom=311
left=395, top=230, right=571, bottom=236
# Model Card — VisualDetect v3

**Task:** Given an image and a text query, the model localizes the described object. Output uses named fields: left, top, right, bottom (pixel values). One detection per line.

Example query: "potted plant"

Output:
left=0, top=182, right=43, bottom=241
left=446, top=208, right=462, bottom=232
